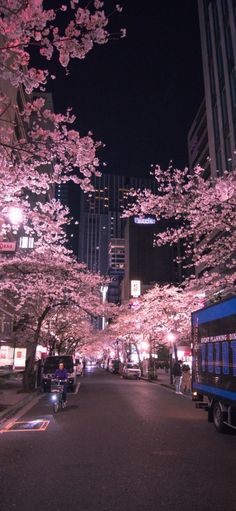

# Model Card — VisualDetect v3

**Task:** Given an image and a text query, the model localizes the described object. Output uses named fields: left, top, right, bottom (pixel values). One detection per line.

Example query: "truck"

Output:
left=192, top=295, right=236, bottom=433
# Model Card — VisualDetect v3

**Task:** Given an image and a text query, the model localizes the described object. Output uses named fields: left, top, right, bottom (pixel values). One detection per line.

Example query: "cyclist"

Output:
left=54, top=361, right=68, bottom=402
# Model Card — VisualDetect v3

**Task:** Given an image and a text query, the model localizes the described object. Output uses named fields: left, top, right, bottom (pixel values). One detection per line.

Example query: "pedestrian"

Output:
left=181, top=364, right=191, bottom=393
left=173, top=359, right=183, bottom=394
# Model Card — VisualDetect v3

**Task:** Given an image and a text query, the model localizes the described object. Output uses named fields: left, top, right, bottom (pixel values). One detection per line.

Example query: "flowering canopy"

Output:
left=125, top=165, right=236, bottom=295
left=0, top=0, right=124, bottom=236
left=0, top=0, right=124, bottom=92
left=109, top=284, right=203, bottom=351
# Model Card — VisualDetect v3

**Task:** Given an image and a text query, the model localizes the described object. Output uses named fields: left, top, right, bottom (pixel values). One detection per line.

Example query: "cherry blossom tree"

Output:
left=108, top=284, right=204, bottom=378
left=0, top=0, right=125, bottom=93
left=0, top=0, right=125, bottom=232
left=0, top=0, right=124, bottom=382
left=125, top=165, right=236, bottom=296
left=43, top=305, right=96, bottom=356
left=0, top=1, right=125, bottom=236
left=0, top=250, right=107, bottom=388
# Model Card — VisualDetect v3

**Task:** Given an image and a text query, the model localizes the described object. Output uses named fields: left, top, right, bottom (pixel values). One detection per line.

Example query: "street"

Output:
left=1, top=368, right=236, bottom=511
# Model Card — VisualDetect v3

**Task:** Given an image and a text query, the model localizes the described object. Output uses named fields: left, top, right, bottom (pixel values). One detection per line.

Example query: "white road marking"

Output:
left=0, top=394, right=43, bottom=434
left=74, top=381, right=81, bottom=394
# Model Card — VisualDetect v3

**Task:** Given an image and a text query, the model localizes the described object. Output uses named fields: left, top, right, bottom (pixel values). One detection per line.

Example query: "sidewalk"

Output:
left=142, top=369, right=192, bottom=398
left=0, top=371, right=40, bottom=424
left=141, top=369, right=173, bottom=388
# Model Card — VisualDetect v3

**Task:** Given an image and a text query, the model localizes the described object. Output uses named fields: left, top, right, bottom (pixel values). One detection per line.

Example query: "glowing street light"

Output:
left=167, top=332, right=176, bottom=343
left=8, top=207, right=23, bottom=225
left=141, top=340, right=149, bottom=351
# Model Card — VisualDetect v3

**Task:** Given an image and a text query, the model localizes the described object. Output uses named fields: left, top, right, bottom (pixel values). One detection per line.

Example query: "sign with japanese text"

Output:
left=131, top=280, right=141, bottom=297
left=0, top=241, right=16, bottom=252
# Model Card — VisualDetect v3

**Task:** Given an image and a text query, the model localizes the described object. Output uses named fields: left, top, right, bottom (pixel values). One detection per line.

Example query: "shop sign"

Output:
left=0, top=241, right=16, bottom=252
left=131, top=280, right=141, bottom=297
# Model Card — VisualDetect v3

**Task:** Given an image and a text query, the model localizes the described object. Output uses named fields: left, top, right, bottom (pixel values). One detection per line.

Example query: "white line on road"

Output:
left=74, top=381, right=81, bottom=394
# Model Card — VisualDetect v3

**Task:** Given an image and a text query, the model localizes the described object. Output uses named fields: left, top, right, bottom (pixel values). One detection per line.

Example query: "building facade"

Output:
left=122, top=217, right=179, bottom=301
left=188, top=99, right=211, bottom=178
left=78, top=174, right=157, bottom=275
left=197, top=0, right=236, bottom=175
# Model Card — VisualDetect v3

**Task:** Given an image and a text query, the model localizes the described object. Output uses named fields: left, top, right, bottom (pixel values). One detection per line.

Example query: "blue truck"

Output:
left=192, top=296, right=236, bottom=433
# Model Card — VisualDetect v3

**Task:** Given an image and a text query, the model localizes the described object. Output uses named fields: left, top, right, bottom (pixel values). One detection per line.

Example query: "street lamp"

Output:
left=8, top=207, right=23, bottom=226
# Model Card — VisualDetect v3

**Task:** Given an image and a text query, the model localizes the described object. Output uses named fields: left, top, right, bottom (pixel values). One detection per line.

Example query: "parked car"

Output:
left=75, top=358, right=83, bottom=376
left=108, top=359, right=120, bottom=374
left=42, top=355, right=77, bottom=392
left=123, top=363, right=141, bottom=379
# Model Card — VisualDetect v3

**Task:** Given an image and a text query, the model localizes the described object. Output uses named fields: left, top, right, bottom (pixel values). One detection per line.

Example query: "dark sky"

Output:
left=49, top=0, right=204, bottom=178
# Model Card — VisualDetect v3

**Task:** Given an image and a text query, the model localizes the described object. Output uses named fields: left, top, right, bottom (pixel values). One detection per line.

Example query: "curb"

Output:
left=141, top=377, right=192, bottom=398
left=141, top=377, right=172, bottom=387
left=0, top=390, right=41, bottom=426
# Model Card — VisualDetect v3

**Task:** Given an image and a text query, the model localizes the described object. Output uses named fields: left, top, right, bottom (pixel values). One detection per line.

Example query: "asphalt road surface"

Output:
left=1, top=368, right=236, bottom=511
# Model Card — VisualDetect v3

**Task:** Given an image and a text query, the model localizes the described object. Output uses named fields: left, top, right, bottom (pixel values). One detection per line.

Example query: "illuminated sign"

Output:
left=131, top=280, right=141, bottom=297
left=134, top=217, right=156, bottom=225
left=0, top=241, right=16, bottom=252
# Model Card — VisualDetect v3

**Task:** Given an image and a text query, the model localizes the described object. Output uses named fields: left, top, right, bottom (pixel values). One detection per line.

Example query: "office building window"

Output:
left=221, top=0, right=229, bottom=19
left=209, top=61, right=216, bottom=102
left=19, top=236, right=34, bottom=249
left=216, top=44, right=224, bottom=86
left=213, top=103, right=220, bottom=145
left=216, top=148, right=222, bottom=175
left=225, top=134, right=232, bottom=170
left=212, top=2, right=220, bottom=39
left=230, top=68, right=236, bottom=112
left=225, top=24, right=234, bottom=69
left=206, top=22, right=212, bottom=57
left=221, top=87, right=229, bottom=131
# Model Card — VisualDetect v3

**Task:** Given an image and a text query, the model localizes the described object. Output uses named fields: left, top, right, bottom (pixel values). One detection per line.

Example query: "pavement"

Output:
left=0, top=371, right=40, bottom=425
left=142, top=368, right=192, bottom=398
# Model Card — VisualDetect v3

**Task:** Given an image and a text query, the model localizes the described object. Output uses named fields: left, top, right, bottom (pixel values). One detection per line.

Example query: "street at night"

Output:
left=1, top=3, right=236, bottom=511
left=1, top=368, right=236, bottom=511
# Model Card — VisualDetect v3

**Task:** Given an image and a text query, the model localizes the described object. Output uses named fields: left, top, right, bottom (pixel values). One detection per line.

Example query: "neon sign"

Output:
left=134, top=217, right=156, bottom=225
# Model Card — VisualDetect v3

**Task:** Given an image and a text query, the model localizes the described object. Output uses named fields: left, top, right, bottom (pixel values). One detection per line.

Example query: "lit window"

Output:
left=19, top=236, right=34, bottom=249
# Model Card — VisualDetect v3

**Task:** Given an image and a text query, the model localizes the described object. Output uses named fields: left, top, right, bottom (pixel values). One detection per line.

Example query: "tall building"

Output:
left=197, top=0, right=236, bottom=175
left=78, top=174, right=157, bottom=275
left=108, top=238, right=125, bottom=275
left=188, top=99, right=211, bottom=178
left=122, top=217, right=179, bottom=301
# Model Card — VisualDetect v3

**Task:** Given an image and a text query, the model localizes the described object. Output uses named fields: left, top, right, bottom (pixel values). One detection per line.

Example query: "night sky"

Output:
left=50, top=0, right=204, bottom=178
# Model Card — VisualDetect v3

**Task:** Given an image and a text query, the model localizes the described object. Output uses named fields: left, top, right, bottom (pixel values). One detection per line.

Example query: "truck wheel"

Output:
left=213, top=401, right=226, bottom=433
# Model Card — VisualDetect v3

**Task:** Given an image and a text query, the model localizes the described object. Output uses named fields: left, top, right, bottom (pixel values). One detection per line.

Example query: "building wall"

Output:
left=188, top=99, right=211, bottom=178
left=198, top=0, right=236, bottom=175
left=78, top=174, right=157, bottom=275
left=122, top=218, right=178, bottom=301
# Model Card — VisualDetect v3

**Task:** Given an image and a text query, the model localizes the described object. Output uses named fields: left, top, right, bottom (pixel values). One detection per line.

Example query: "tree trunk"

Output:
left=148, top=337, right=155, bottom=380
left=23, top=306, right=50, bottom=391
left=134, top=341, right=143, bottom=376
left=23, top=342, right=37, bottom=391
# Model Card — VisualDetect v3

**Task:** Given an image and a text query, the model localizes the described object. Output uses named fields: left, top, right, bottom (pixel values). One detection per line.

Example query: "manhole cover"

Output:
left=7, top=420, right=49, bottom=432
